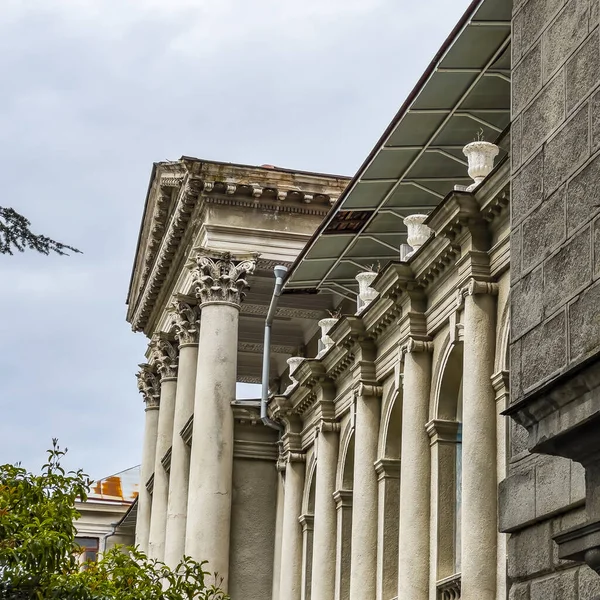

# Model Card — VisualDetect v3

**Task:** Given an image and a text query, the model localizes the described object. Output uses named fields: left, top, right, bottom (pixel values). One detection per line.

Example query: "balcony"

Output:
left=437, top=573, right=461, bottom=600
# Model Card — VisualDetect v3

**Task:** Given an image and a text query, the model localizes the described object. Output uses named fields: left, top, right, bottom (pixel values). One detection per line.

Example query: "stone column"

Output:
left=349, top=383, right=381, bottom=600
left=271, top=459, right=286, bottom=600
left=279, top=454, right=306, bottom=600
left=147, top=338, right=179, bottom=561
left=164, top=300, right=200, bottom=568
left=334, top=490, right=353, bottom=600
left=459, top=279, right=497, bottom=600
left=185, top=250, right=256, bottom=590
left=135, top=363, right=161, bottom=554
left=311, top=421, right=340, bottom=600
left=375, top=459, right=400, bottom=600
left=397, top=339, right=433, bottom=600
left=300, top=513, right=315, bottom=600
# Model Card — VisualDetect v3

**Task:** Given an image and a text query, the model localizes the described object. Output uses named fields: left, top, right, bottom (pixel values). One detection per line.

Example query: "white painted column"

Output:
left=279, top=455, right=306, bottom=600
left=375, top=459, right=400, bottom=600
left=147, top=339, right=179, bottom=562
left=334, top=490, right=353, bottom=600
left=164, top=301, right=200, bottom=568
left=397, top=339, right=433, bottom=600
left=185, top=251, right=256, bottom=591
left=311, top=422, right=340, bottom=600
left=272, top=461, right=286, bottom=600
left=460, top=280, right=498, bottom=600
left=300, top=513, right=315, bottom=600
left=135, top=363, right=161, bottom=554
left=349, top=383, right=381, bottom=600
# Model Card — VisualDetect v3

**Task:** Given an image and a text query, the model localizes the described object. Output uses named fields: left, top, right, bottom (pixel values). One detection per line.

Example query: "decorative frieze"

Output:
left=150, top=338, right=179, bottom=380
left=456, top=277, right=499, bottom=308
left=136, top=363, right=160, bottom=409
left=169, top=299, right=200, bottom=345
left=190, top=250, right=258, bottom=307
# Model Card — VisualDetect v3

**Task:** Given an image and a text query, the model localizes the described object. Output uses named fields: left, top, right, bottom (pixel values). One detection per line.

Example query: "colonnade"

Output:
left=135, top=253, right=502, bottom=600
left=135, top=250, right=256, bottom=591
left=273, top=278, right=500, bottom=600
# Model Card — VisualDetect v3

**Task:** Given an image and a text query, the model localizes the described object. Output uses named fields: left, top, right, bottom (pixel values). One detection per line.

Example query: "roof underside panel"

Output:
left=285, top=0, right=511, bottom=296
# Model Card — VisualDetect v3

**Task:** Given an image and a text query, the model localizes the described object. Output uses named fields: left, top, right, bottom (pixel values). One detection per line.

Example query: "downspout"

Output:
left=261, top=265, right=288, bottom=430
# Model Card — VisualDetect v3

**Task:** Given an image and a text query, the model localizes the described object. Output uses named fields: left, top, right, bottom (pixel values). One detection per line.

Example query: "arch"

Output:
left=431, top=333, right=464, bottom=421
left=495, top=293, right=511, bottom=373
left=302, top=450, right=317, bottom=515
left=336, top=419, right=355, bottom=491
left=377, top=383, right=402, bottom=460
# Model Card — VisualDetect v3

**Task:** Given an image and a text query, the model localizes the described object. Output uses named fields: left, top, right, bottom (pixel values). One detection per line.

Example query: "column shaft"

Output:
left=148, top=377, right=177, bottom=561
left=163, top=344, right=197, bottom=567
left=398, top=347, right=432, bottom=600
left=136, top=402, right=159, bottom=553
left=185, top=303, right=238, bottom=587
left=461, top=292, right=497, bottom=600
left=279, top=459, right=305, bottom=600
left=311, top=427, right=339, bottom=600
left=272, top=469, right=285, bottom=600
left=349, top=390, right=380, bottom=600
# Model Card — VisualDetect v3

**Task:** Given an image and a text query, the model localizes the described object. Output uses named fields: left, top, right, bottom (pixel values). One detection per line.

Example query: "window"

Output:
left=75, top=536, right=99, bottom=565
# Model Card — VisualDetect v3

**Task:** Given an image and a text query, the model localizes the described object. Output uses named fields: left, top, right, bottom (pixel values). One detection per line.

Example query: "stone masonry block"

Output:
left=592, top=0, right=600, bottom=27
left=543, top=103, right=589, bottom=196
left=535, top=455, right=572, bottom=517
left=579, top=565, right=600, bottom=600
left=570, top=461, right=586, bottom=503
left=531, top=570, right=577, bottom=600
left=521, top=310, right=567, bottom=392
left=543, top=0, right=589, bottom=82
left=499, top=469, right=536, bottom=532
left=508, top=521, right=553, bottom=579
left=512, top=224, right=523, bottom=283
left=512, top=151, right=544, bottom=225
left=513, top=115, right=523, bottom=171
left=594, top=216, right=600, bottom=278
left=522, top=71, right=565, bottom=160
left=592, top=90, right=600, bottom=152
left=566, top=30, right=600, bottom=113
left=544, top=227, right=592, bottom=315
left=512, top=267, right=545, bottom=340
left=509, top=582, right=530, bottom=600
left=510, top=338, right=523, bottom=402
left=511, top=419, right=530, bottom=457
left=514, top=43, right=543, bottom=116
left=567, top=152, right=600, bottom=234
left=517, top=0, right=567, bottom=57
left=522, top=186, right=566, bottom=272
left=569, top=278, right=600, bottom=363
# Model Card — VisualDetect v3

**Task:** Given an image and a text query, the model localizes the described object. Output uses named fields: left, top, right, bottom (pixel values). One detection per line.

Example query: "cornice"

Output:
left=161, top=448, right=172, bottom=472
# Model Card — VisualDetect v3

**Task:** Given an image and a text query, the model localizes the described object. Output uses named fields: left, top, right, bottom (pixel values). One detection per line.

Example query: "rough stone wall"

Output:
left=507, top=0, right=600, bottom=597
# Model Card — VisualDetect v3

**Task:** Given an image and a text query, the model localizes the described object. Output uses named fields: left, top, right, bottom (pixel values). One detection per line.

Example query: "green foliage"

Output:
left=0, top=441, right=228, bottom=600
left=0, top=207, right=81, bottom=256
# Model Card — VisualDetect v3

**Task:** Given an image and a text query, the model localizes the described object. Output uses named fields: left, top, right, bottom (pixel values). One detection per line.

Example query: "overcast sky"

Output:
left=0, top=0, right=471, bottom=481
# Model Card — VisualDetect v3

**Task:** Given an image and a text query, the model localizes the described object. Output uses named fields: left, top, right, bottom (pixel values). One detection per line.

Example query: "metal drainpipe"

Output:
left=260, top=265, right=288, bottom=431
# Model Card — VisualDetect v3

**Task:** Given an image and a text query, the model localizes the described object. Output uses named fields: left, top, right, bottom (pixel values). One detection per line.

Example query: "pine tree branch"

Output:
left=0, top=207, right=81, bottom=256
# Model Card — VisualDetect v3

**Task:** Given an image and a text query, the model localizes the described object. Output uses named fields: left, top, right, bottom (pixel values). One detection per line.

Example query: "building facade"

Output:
left=125, top=0, right=600, bottom=599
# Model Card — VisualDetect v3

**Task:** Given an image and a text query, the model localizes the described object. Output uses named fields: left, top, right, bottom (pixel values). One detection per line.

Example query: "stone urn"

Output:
left=318, top=317, right=338, bottom=356
left=462, top=141, right=499, bottom=191
left=286, top=356, right=305, bottom=387
left=356, top=271, right=379, bottom=309
left=403, top=214, right=431, bottom=258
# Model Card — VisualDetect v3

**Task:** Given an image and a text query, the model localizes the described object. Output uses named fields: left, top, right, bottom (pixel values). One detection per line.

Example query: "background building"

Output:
left=124, top=0, right=600, bottom=599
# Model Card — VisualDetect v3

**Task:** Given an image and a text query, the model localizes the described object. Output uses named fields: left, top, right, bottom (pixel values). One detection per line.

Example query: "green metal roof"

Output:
left=285, top=0, right=511, bottom=299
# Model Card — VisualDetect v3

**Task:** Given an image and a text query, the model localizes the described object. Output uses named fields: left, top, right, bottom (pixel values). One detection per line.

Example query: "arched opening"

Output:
left=300, top=456, right=316, bottom=600
left=377, top=385, right=402, bottom=600
left=335, top=424, right=354, bottom=600
left=430, top=341, right=463, bottom=586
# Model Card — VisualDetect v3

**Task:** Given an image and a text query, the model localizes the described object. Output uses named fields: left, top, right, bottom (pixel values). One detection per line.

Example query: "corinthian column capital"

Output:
left=456, top=277, right=499, bottom=308
left=137, top=363, right=161, bottom=409
left=190, top=249, right=258, bottom=307
left=169, top=299, right=201, bottom=345
left=150, top=338, right=179, bottom=381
